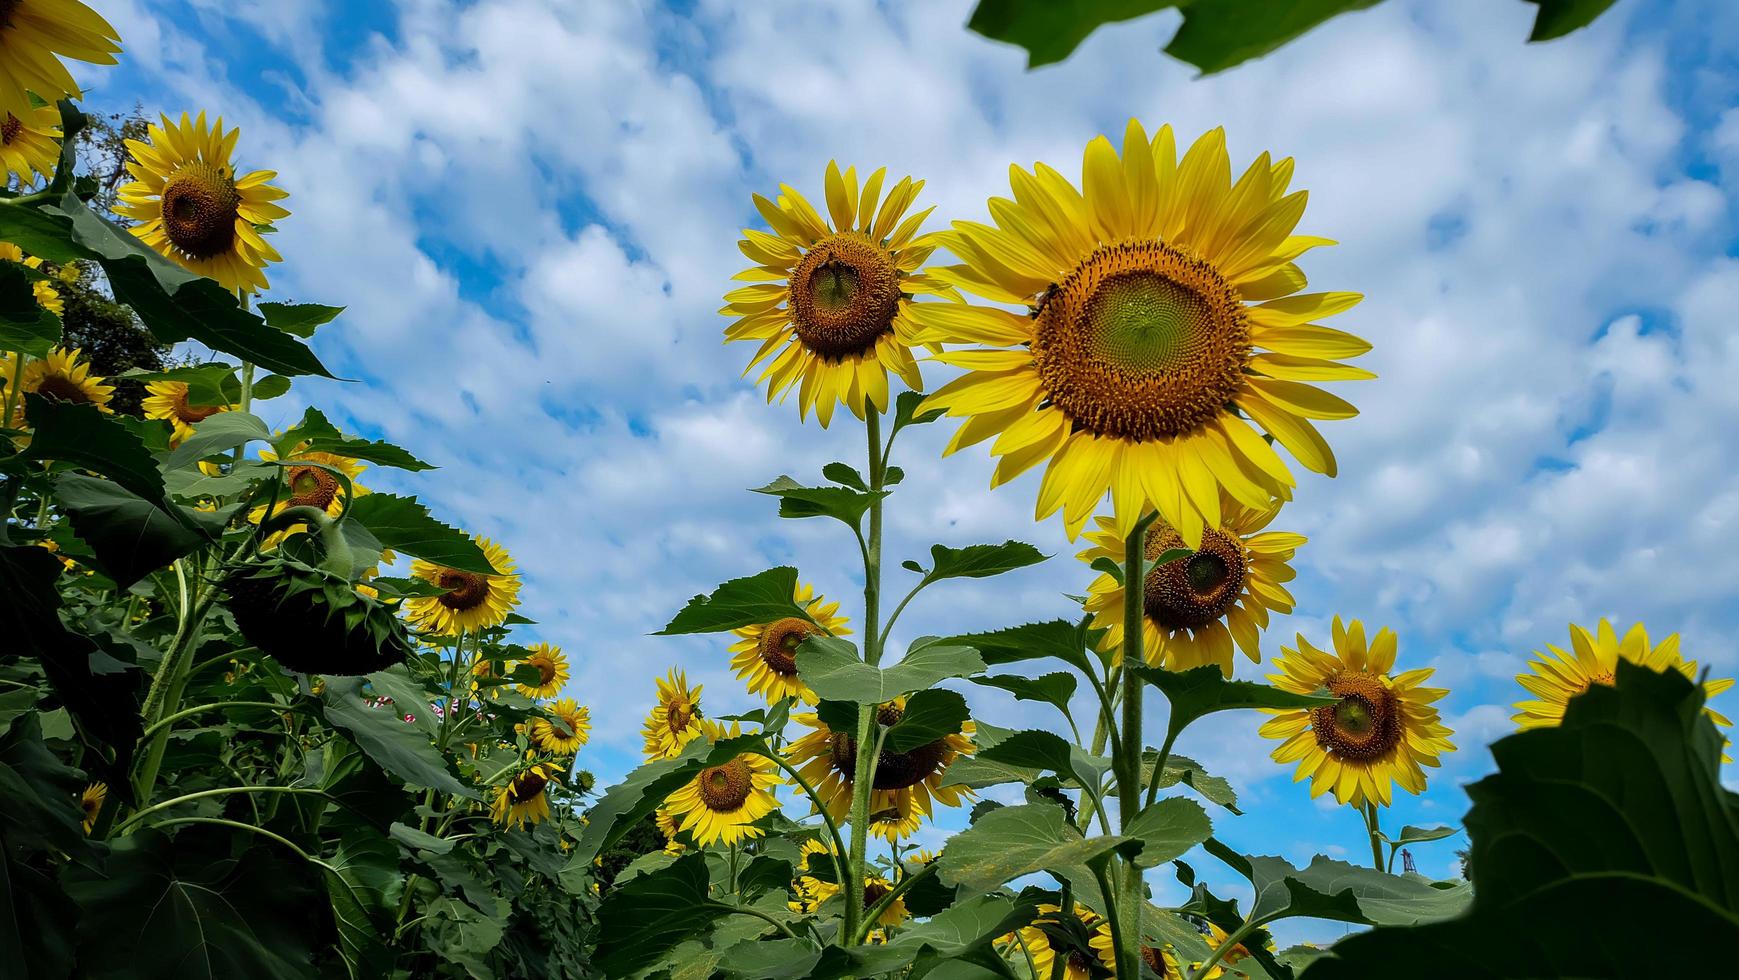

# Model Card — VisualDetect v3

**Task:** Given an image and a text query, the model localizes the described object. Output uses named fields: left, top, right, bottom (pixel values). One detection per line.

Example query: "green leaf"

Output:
left=162, top=412, right=275, bottom=470
left=53, top=473, right=210, bottom=589
left=1132, top=663, right=1333, bottom=745
left=0, top=260, right=61, bottom=355
left=574, top=733, right=768, bottom=865
left=884, top=688, right=971, bottom=753
left=1145, top=752, right=1241, bottom=814
left=1163, top=0, right=1385, bottom=74
left=1523, top=0, right=1620, bottom=40
left=939, top=803, right=1139, bottom=914
left=345, top=493, right=496, bottom=574
left=595, top=853, right=731, bottom=975
left=247, top=374, right=292, bottom=402
left=821, top=461, right=867, bottom=490
left=657, top=566, right=807, bottom=635
left=1123, top=798, right=1211, bottom=868
left=1206, top=838, right=1471, bottom=927
left=735, top=854, right=795, bottom=898
left=388, top=822, right=455, bottom=855
left=124, top=363, right=237, bottom=406
left=279, top=408, right=434, bottom=471
left=925, top=540, right=1048, bottom=580
left=753, top=475, right=885, bottom=530
left=258, top=302, right=343, bottom=338
left=797, top=635, right=985, bottom=704
left=0, top=846, right=79, bottom=977
left=1381, top=825, right=1459, bottom=847
left=162, top=461, right=273, bottom=500
left=18, top=395, right=165, bottom=500
left=968, top=0, right=1178, bottom=67
left=319, top=676, right=476, bottom=799
left=0, top=714, right=89, bottom=858
left=948, top=620, right=1094, bottom=675
left=970, top=727, right=1110, bottom=792
left=322, top=829, right=402, bottom=978
left=892, top=389, right=943, bottom=433
left=968, top=671, right=1077, bottom=721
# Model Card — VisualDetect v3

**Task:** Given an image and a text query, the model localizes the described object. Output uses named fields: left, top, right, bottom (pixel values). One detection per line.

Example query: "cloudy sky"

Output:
left=84, top=0, right=1739, bottom=945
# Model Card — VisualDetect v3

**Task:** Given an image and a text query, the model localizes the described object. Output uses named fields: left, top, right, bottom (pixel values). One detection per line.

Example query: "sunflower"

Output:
left=2, top=348, right=113, bottom=416
left=1513, top=619, right=1734, bottom=748
left=0, top=241, right=61, bottom=315
left=1259, top=617, right=1455, bottom=806
left=142, top=380, right=236, bottom=445
left=913, top=121, right=1372, bottom=544
left=723, top=161, right=952, bottom=427
left=0, top=0, right=121, bottom=122
left=404, top=536, right=521, bottom=635
left=787, top=697, right=974, bottom=841
left=1088, top=921, right=1254, bottom=979
left=791, top=839, right=910, bottom=932
left=642, top=668, right=706, bottom=760
left=1079, top=494, right=1301, bottom=673
left=1000, top=904, right=1110, bottom=980
left=116, top=112, right=290, bottom=294
left=662, top=722, right=780, bottom=846
left=1, top=103, right=59, bottom=184
left=655, top=806, right=688, bottom=855
left=515, top=643, right=569, bottom=700
left=530, top=697, right=591, bottom=755
left=247, top=447, right=368, bottom=550
left=728, top=581, right=851, bottom=704
left=79, top=782, right=106, bottom=834
left=491, top=761, right=562, bottom=830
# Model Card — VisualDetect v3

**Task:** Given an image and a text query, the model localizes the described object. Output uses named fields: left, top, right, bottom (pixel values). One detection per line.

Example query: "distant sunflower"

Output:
left=723, top=161, right=949, bottom=426
left=642, top=668, right=706, bottom=760
left=791, top=839, right=910, bottom=932
left=0, top=242, right=61, bottom=315
left=116, top=112, right=290, bottom=293
left=1079, top=494, right=1301, bottom=673
left=787, top=697, right=974, bottom=841
left=655, top=806, right=688, bottom=855
left=491, top=761, right=562, bottom=830
left=0, top=0, right=122, bottom=121
left=1000, top=904, right=1109, bottom=980
left=1089, top=921, right=1254, bottom=979
left=913, top=121, right=1372, bottom=543
left=404, top=537, right=520, bottom=635
left=142, top=380, right=235, bottom=445
left=530, top=697, right=591, bottom=755
left=515, top=643, right=569, bottom=700
left=0, top=103, right=59, bottom=184
left=662, top=722, right=779, bottom=846
left=1259, top=617, right=1455, bottom=806
left=3, top=348, right=113, bottom=413
left=1513, top=619, right=1734, bottom=744
left=728, top=581, right=850, bottom=704
left=79, top=782, right=106, bottom=834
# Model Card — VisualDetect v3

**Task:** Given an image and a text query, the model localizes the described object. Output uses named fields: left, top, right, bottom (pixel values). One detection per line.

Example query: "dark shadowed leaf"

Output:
left=20, top=396, right=164, bottom=500
left=884, top=689, right=971, bottom=753
left=1524, top=0, right=1620, bottom=40
left=1132, top=663, right=1333, bottom=745
left=162, top=412, right=275, bottom=470
left=52, top=473, right=209, bottom=588
left=0, top=260, right=60, bottom=355
left=595, top=854, right=731, bottom=974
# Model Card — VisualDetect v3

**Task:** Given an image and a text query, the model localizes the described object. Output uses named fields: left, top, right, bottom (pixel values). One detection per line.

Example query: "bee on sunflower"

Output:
left=642, top=668, right=706, bottom=760
left=661, top=722, right=780, bottom=847
left=491, top=761, right=563, bottom=831
left=0, top=0, right=121, bottom=122
left=728, top=581, right=849, bottom=704
left=404, top=536, right=521, bottom=636
left=786, top=696, right=974, bottom=841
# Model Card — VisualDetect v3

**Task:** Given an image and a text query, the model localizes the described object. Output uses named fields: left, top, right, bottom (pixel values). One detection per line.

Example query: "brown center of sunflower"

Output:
left=161, top=162, right=242, bottom=260
left=534, top=658, right=558, bottom=686
left=788, top=233, right=901, bottom=360
left=697, top=760, right=753, bottom=810
left=757, top=616, right=817, bottom=676
left=1142, top=946, right=1167, bottom=973
left=0, top=1, right=18, bottom=31
left=285, top=464, right=339, bottom=509
left=1033, top=240, right=1249, bottom=441
left=82, top=794, right=102, bottom=822
left=666, top=699, right=694, bottom=732
left=32, top=374, right=93, bottom=405
left=1310, top=673, right=1402, bottom=762
left=172, top=387, right=223, bottom=424
left=508, top=770, right=549, bottom=803
left=436, top=569, right=491, bottom=611
left=862, top=880, right=891, bottom=909
left=827, top=706, right=951, bottom=791
left=1141, top=522, right=1248, bottom=630
left=1, top=113, right=20, bottom=145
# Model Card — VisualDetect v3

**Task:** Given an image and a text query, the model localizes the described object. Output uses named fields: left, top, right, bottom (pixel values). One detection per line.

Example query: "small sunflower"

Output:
left=1513, top=619, right=1734, bottom=744
left=723, top=161, right=950, bottom=427
left=1079, top=494, right=1301, bottom=673
left=515, top=643, right=570, bottom=700
left=661, top=722, right=780, bottom=847
left=1000, top=904, right=1110, bottom=980
left=0, top=0, right=122, bottom=121
left=2, top=348, right=113, bottom=415
left=1259, top=617, right=1455, bottom=807
left=914, top=121, right=1372, bottom=544
left=79, top=782, right=106, bottom=834
left=0, top=241, right=61, bottom=315
left=116, top=112, right=290, bottom=294
left=142, top=380, right=236, bottom=446
left=491, top=761, right=562, bottom=830
left=404, top=536, right=521, bottom=635
left=655, top=806, right=688, bottom=855
left=1088, top=921, right=1254, bottom=979
left=642, top=668, right=706, bottom=760
left=530, top=697, right=591, bottom=755
left=787, top=697, right=974, bottom=841
left=791, top=839, right=910, bottom=932
left=728, top=581, right=851, bottom=704
left=1, top=103, right=59, bottom=184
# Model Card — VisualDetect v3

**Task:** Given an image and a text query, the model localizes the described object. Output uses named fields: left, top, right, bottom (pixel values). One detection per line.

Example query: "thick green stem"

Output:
left=2, top=351, right=26, bottom=433
left=843, top=404, right=886, bottom=949
left=1143, top=728, right=1181, bottom=809
left=855, top=860, right=937, bottom=945
left=1094, top=860, right=1142, bottom=980
left=1116, top=514, right=1158, bottom=978
left=134, top=557, right=221, bottom=805
left=137, top=700, right=296, bottom=742
left=767, top=752, right=850, bottom=890
left=1364, top=800, right=1385, bottom=871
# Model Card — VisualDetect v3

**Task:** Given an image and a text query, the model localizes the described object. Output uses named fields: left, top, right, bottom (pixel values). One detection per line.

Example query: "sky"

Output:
left=77, top=0, right=1739, bottom=949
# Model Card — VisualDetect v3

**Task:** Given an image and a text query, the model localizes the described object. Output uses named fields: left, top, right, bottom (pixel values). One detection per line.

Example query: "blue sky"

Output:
left=87, top=0, right=1739, bottom=946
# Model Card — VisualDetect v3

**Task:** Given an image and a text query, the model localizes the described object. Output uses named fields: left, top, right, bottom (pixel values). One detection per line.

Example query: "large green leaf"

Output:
left=947, top=619, right=1094, bottom=675
left=1145, top=751, right=1241, bottom=814
left=52, top=473, right=209, bottom=589
left=656, top=566, right=807, bottom=635
left=344, top=493, right=496, bottom=574
left=595, top=853, right=732, bottom=975
left=939, top=803, right=1140, bottom=913
left=123, top=363, right=238, bottom=407
left=1524, top=0, right=1620, bottom=40
left=322, top=828, right=402, bottom=978
left=968, top=670, right=1077, bottom=722
left=753, top=475, right=885, bottom=530
left=0, top=714, right=88, bottom=858
left=574, top=733, right=768, bottom=865
left=1162, top=0, right=1384, bottom=74
left=1133, top=664, right=1332, bottom=745
left=1205, top=838, right=1470, bottom=928
left=923, top=540, right=1048, bottom=581
left=0, top=848, right=79, bottom=979
left=797, top=635, right=985, bottom=704
left=162, top=412, right=275, bottom=470
left=278, top=407, right=433, bottom=472
left=18, top=396, right=164, bottom=500
left=970, top=726, right=1110, bottom=792
left=1302, top=662, right=1739, bottom=978
left=0, top=260, right=60, bottom=355
left=1124, top=798, right=1212, bottom=868
left=319, top=676, right=475, bottom=799
left=258, top=302, right=343, bottom=339
left=884, top=688, right=972, bottom=753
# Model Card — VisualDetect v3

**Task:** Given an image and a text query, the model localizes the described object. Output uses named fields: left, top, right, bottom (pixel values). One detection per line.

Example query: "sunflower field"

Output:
left=3, top=2, right=1735, bottom=979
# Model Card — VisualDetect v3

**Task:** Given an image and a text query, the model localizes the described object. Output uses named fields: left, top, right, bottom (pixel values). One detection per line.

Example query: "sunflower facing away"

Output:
left=405, top=536, right=520, bottom=635
left=913, top=121, right=1373, bottom=544
left=80, top=782, right=106, bottom=834
left=792, top=839, right=911, bottom=934
left=655, top=806, right=688, bottom=855
left=1000, top=904, right=1110, bottom=980
left=2, top=348, right=114, bottom=417
left=1, top=103, right=59, bottom=184
left=1259, top=617, right=1455, bottom=807
left=530, top=697, right=591, bottom=755
left=723, top=161, right=950, bottom=427
left=642, top=668, right=706, bottom=760
left=787, top=696, right=974, bottom=841
left=728, top=581, right=851, bottom=704
left=142, top=380, right=236, bottom=445
left=1513, top=619, right=1734, bottom=743
left=116, top=112, right=290, bottom=294
left=491, top=761, right=562, bottom=830
left=662, top=722, right=780, bottom=846
left=0, top=242, right=62, bottom=316
left=0, top=0, right=121, bottom=122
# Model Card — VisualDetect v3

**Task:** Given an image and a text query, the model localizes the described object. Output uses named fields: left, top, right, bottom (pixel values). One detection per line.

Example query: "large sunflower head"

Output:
left=642, top=668, right=706, bottom=760
left=80, top=782, right=106, bottom=835
left=661, top=722, right=780, bottom=847
left=142, top=380, right=236, bottom=446
left=116, top=112, right=290, bottom=294
left=723, top=161, right=950, bottom=427
left=913, top=121, right=1372, bottom=544
left=1259, top=617, right=1455, bottom=807
left=491, top=761, right=562, bottom=830
left=403, top=536, right=521, bottom=636
left=1513, top=619, right=1734, bottom=743
left=530, top=697, right=591, bottom=755
left=786, top=696, right=974, bottom=841
left=0, top=0, right=121, bottom=121
left=3, top=348, right=114, bottom=416
left=728, top=581, right=851, bottom=704
left=1, top=103, right=60, bottom=184
left=1079, top=494, right=1302, bottom=674
left=998, top=904, right=1110, bottom=980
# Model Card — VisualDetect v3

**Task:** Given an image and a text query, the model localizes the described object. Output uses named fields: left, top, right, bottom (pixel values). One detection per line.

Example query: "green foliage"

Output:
left=224, top=559, right=415, bottom=676
left=345, top=493, right=497, bottom=573
left=796, top=635, right=986, bottom=704
left=755, top=475, right=887, bottom=530
left=657, top=566, right=809, bottom=635
left=921, top=540, right=1048, bottom=581
left=1131, top=663, right=1334, bottom=747
left=939, top=802, right=1139, bottom=913
left=0, top=261, right=60, bottom=354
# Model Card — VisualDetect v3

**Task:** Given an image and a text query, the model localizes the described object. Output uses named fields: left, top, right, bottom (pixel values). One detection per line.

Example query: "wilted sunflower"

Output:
left=515, top=642, right=569, bottom=700
left=792, top=839, right=910, bottom=934
left=0, top=242, right=61, bottom=315
left=1000, top=904, right=1110, bottom=980
left=787, top=696, right=974, bottom=841
left=404, top=536, right=520, bottom=635
left=491, top=761, right=562, bottom=830
left=1079, top=494, right=1301, bottom=673
left=530, top=697, right=591, bottom=755
left=1513, top=618, right=1734, bottom=743
left=662, top=722, right=779, bottom=846
left=79, top=782, right=106, bottom=834
left=728, top=581, right=850, bottom=704
left=142, top=380, right=236, bottom=445
left=0, top=0, right=121, bottom=121
left=642, top=668, right=706, bottom=760
left=1, top=103, right=59, bottom=184
left=2, top=348, right=113, bottom=414
left=1259, top=617, right=1455, bottom=806
left=116, top=112, right=290, bottom=294
left=914, top=121, right=1372, bottom=544
left=723, top=161, right=949, bottom=426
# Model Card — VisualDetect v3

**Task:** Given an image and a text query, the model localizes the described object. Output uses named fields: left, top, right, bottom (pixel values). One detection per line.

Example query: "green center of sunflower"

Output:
left=508, top=770, right=549, bottom=803
left=697, top=760, right=753, bottom=810
left=1311, top=674, right=1402, bottom=761
left=788, top=233, right=901, bottom=360
left=1033, top=240, right=1250, bottom=441
left=285, top=465, right=339, bottom=510
left=758, top=616, right=817, bottom=675
left=1, top=113, right=21, bottom=146
left=436, top=569, right=491, bottom=611
left=161, top=162, right=241, bottom=260
left=33, top=374, right=93, bottom=405
left=1141, top=522, right=1247, bottom=630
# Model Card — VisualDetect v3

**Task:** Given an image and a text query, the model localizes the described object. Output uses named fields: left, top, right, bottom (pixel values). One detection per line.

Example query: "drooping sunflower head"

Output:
left=642, top=668, right=706, bottom=760
left=661, top=722, right=780, bottom=847
left=787, top=696, right=975, bottom=841
left=491, top=761, right=562, bottom=830
left=530, top=697, right=591, bottom=755
left=999, top=904, right=1110, bottom=980
left=0, top=103, right=60, bottom=184
left=142, top=380, right=235, bottom=445
left=80, top=782, right=106, bottom=834
left=115, top=112, right=290, bottom=294
left=1513, top=618, right=1734, bottom=742
left=914, top=121, right=1372, bottom=544
left=728, top=581, right=851, bottom=704
left=1080, top=494, right=1302, bottom=674
left=0, top=0, right=121, bottom=121
left=403, top=537, right=521, bottom=636
left=723, top=161, right=949, bottom=427
left=4, top=347, right=114, bottom=415
left=1259, top=617, right=1455, bottom=806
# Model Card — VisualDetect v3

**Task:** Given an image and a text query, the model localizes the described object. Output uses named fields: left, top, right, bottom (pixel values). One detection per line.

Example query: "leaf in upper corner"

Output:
left=1522, top=0, right=1620, bottom=41
left=968, top=0, right=1179, bottom=68
left=657, top=566, right=808, bottom=635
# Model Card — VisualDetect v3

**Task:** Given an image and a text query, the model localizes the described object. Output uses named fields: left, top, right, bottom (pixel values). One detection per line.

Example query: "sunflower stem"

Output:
left=765, top=751, right=851, bottom=892
left=137, top=700, right=299, bottom=742
left=843, top=402, right=887, bottom=950
left=133, top=554, right=221, bottom=807
left=856, top=860, right=936, bottom=945
left=1363, top=800, right=1385, bottom=871
left=1116, top=512, right=1159, bottom=980
left=113, top=784, right=330, bottom=835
